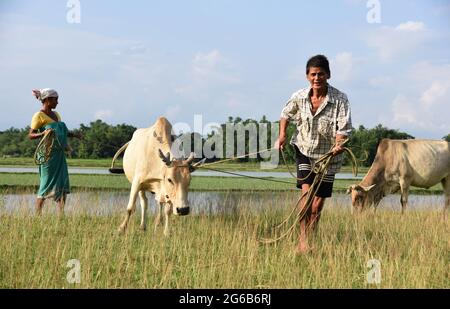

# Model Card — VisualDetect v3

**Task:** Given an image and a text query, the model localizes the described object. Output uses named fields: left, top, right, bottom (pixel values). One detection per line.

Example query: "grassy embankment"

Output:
left=0, top=156, right=366, bottom=173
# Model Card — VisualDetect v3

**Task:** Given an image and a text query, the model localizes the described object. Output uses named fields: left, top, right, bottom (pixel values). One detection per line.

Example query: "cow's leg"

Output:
left=138, top=190, right=148, bottom=231
left=118, top=178, right=140, bottom=233
left=399, top=178, right=410, bottom=215
left=154, top=202, right=164, bottom=232
left=442, top=176, right=450, bottom=220
left=163, top=203, right=172, bottom=237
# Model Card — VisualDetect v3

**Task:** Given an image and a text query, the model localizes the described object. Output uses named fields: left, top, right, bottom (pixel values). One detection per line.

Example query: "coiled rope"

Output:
left=191, top=138, right=358, bottom=244
left=258, top=139, right=358, bottom=244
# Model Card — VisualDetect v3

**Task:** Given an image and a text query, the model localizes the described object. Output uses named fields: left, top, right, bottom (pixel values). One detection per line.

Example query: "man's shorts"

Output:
left=294, top=146, right=335, bottom=198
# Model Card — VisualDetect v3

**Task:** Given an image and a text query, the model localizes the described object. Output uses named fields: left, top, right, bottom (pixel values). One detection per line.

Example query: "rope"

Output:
left=198, top=147, right=277, bottom=168
left=197, top=166, right=296, bottom=185
left=189, top=138, right=358, bottom=245
left=258, top=139, right=359, bottom=244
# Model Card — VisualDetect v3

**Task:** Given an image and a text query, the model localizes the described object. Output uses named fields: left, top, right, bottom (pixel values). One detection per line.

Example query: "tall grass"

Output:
left=0, top=191, right=448, bottom=288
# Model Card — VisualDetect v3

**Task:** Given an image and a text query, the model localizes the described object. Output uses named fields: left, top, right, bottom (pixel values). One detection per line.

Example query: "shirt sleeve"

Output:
left=280, top=97, right=299, bottom=121
left=336, top=96, right=352, bottom=136
left=30, top=112, right=43, bottom=130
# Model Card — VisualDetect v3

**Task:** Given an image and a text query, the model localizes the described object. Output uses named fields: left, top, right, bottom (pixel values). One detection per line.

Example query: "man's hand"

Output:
left=275, top=135, right=287, bottom=150
left=331, top=144, right=345, bottom=155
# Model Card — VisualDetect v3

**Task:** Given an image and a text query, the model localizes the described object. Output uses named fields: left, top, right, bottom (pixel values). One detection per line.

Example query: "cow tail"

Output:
left=109, top=142, right=130, bottom=174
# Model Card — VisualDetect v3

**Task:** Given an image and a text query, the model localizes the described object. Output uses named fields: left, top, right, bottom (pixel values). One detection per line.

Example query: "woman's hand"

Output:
left=43, top=128, right=53, bottom=135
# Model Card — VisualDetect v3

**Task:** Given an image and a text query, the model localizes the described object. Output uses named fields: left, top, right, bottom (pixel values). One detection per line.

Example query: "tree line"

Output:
left=1, top=117, right=448, bottom=166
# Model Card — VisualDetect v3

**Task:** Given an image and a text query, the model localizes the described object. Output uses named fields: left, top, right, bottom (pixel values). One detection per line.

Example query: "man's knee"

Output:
left=312, top=197, right=326, bottom=213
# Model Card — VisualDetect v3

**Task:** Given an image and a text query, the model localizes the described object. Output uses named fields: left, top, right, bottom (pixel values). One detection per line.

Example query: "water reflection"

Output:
left=0, top=190, right=444, bottom=216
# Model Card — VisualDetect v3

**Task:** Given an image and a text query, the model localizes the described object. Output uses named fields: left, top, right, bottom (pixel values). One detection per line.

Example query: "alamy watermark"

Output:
left=66, top=259, right=81, bottom=284
left=366, top=259, right=381, bottom=285
left=366, top=0, right=381, bottom=24
left=168, top=115, right=280, bottom=169
left=66, top=0, right=81, bottom=24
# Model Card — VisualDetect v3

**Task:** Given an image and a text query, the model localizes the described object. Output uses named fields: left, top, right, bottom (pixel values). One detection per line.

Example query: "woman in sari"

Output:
left=28, top=88, right=81, bottom=215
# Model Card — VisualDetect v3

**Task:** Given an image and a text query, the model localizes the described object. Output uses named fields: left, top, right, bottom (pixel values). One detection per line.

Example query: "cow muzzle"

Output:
left=176, top=207, right=190, bottom=216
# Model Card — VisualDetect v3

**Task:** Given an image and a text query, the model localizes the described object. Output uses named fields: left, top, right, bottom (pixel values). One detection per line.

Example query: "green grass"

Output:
left=0, top=157, right=116, bottom=168
left=0, top=172, right=443, bottom=194
left=0, top=199, right=448, bottom=288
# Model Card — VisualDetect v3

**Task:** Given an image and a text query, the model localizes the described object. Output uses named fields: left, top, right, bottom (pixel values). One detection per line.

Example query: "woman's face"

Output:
left=306, top=67, right=329, bottom=91
left=46, top=97, right=59, bottom=109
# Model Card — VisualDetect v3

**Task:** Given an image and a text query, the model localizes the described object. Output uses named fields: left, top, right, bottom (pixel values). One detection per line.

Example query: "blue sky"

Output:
left=1, top=0, right=449, bottom=138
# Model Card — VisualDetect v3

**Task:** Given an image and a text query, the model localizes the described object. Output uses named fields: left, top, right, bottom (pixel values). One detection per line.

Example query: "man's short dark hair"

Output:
left=306, top=54, right=331, bottom=77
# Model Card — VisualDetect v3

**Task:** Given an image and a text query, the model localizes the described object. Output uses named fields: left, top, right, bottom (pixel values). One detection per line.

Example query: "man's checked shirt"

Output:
left=280, top=84, right=352, bottom=174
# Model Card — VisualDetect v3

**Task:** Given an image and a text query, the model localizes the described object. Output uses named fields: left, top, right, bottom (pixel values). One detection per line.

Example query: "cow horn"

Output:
left=158, top=149, right=172, bottom=167
left=184, top=152, right=195, bottom=164
left=361, top=184, right=376, bottom=192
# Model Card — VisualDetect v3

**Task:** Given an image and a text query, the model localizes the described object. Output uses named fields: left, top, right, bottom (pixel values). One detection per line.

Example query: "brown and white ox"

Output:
left=347, top=139, right=450, bottom=216
left=110, top=117, right=203, bottom=235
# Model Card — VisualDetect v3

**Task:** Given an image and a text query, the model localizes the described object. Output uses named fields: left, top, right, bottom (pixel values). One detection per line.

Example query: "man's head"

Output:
left=306, top=54, right=331, bottom=77
left=306, top=55, right=330, bottom=91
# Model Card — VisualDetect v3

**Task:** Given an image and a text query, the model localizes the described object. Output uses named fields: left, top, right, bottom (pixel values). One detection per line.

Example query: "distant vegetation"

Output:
left=0, top=117, right=421, bottom=166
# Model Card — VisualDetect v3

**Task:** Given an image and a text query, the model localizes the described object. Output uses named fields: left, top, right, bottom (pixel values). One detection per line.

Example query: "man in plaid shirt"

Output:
left=275, top=55, right=352, bottom=254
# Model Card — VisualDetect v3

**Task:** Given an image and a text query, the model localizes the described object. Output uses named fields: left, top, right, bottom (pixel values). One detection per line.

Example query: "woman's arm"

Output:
left=28, top=128, right=50, bottom=140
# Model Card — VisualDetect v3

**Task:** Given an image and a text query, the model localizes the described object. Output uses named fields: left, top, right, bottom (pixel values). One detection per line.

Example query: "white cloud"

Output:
left=192, top=50, right=240, bottom=83
left=175, top=50, right=241, bottom=101
left=391, top=95, right=419, bottom=125
left=366, top=21, right=429, bottom=61
left=387, top=61, right=450, bottom=136
left=193, top=50, right=222, bottom=77
left=395, top=21, right=425, bottom=31
left=94, top=109, right=113, bottom=120
left=332, top=52, right=354, bottom=82
left=369, top=76, right=392, bottom=88
left=164, top=104, right=182, bottom=120
left=420, top=81, right=450, bottom=107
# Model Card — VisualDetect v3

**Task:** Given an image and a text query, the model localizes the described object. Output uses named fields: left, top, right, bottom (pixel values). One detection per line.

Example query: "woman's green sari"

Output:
left=36, top=122, right=70, bottom=201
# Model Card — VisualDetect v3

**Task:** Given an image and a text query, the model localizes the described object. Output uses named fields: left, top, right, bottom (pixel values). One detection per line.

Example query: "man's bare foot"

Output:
left=295, top=242, right=313, bottom=255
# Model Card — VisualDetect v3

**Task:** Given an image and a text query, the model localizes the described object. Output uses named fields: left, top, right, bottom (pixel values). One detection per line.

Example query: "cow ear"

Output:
left=158, top=149, right=172, bottom=166
left=346, top=184, right=357, bottom=194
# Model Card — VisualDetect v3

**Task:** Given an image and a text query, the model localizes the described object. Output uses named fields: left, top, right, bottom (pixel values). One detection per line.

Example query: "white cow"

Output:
left=110, top=117, right=203, bottom=235
left=347, top=139, right=450, bottom=216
